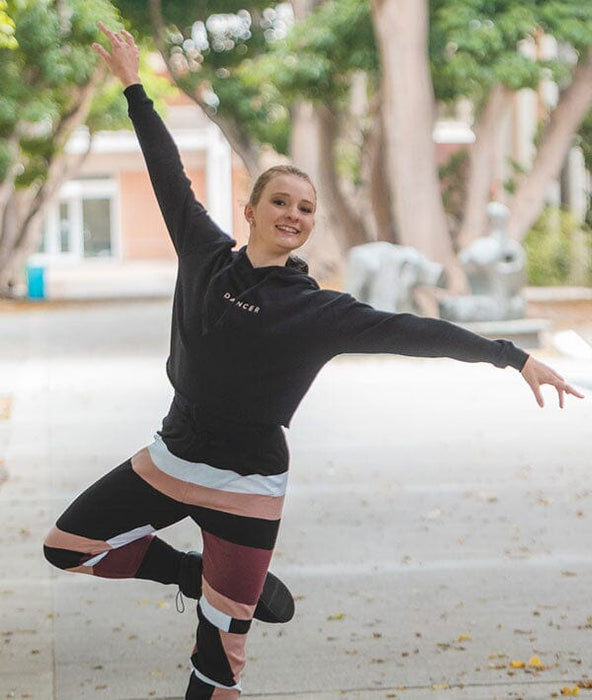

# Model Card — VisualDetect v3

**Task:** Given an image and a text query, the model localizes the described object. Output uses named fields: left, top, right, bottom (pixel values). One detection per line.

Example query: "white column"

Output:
left=205, top=124, right=234, bottom=237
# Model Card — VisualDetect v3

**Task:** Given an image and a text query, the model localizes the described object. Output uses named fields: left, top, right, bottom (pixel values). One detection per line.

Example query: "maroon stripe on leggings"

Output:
left=201, top=532, right=273, bottom=605
left=91, top=534, right=155, bottom=579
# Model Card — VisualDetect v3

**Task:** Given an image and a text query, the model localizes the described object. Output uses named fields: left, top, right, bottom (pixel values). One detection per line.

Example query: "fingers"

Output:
left=91, top=42, right=110, bottom=60
left=531, top=383, right=544, bottom=408
left=122, top=29, right=136, bottom=46
left=97, top=21, right=116, bottom=42
left=96, top=21, right=134, bottom=48
left=521, top=355, right=585, bottom=408
left=566, top=383, right=585, bottom=400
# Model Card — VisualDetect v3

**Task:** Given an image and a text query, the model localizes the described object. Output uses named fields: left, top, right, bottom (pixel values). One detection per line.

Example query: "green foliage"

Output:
left=439, top=149, right=470, bottom=231
left=503, top=156, right=528, bottom=195
left=430, top=0, right=592, bottom=109
left=523, top=206, right=592, bottom=285
left=254, top=0, right=377, bottom=103
left=578, top=107, right=592, bottom=175
left=577, top=108, right=592, bottom=228
left=115, top=0, right=294, bottom=153
left=0, top=0, right=17, bottom=48
left=115, top=0, right=377, bottom=154
left=0, top=0, right=122, bottom=186
left=112, top=0, right=592, bottom=170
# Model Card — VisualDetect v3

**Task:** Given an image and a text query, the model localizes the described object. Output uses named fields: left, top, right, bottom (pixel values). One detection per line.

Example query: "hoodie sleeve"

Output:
left=124, top=83, right=234, bottom=258
left=318, top=291, right=529, bottom=370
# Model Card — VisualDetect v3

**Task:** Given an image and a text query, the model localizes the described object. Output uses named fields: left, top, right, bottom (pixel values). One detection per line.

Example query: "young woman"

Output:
left=43, top=23, right=583, bottom=700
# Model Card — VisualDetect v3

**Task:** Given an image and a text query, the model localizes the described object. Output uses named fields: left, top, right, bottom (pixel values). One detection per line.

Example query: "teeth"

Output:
left=277, top=226, right=299, bottom=233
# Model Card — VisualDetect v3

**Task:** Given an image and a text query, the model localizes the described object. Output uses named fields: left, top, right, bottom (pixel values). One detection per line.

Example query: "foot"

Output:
left=178, top=551, right=295, bottom=624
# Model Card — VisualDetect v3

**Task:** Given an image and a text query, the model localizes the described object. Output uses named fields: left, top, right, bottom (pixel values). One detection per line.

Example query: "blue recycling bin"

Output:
left=26, top=265, right=46, bottom=299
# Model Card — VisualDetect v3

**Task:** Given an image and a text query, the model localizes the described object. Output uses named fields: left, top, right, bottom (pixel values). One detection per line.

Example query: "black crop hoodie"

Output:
left=124, top=84, right=529, bottom=428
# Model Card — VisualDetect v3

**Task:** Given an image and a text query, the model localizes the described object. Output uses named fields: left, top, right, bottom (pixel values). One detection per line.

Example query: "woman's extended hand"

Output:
left=520, top=355, right=584, bottom=408
left=92, top=22, right=140, bottom=88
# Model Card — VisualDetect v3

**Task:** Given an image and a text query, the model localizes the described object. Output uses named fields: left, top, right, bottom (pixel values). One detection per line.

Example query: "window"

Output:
left=39, top=179, right=117, bottom=261
left=82, top=198, right=112, bottom=257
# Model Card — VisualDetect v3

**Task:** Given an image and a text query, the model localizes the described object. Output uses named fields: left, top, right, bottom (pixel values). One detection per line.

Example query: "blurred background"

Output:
left=1, top=4, right=592, bottom=697
left=0, top=0, right=590, bottom=306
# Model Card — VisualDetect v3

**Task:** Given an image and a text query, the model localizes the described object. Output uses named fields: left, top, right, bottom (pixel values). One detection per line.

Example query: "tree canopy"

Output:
left=1, top=0, right=591, bottom=294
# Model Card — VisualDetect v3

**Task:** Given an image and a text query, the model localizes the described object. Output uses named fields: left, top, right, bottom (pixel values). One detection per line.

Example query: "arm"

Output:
left=319, top=291, right=583, bottom=407
left=92, top=23, right=231, bottom=256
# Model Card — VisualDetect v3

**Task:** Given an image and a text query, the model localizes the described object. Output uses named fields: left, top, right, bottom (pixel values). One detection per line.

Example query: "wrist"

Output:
left=121, top=74, right=141, bottom=88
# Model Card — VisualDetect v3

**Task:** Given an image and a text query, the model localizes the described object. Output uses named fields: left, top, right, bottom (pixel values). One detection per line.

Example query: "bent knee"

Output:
left=43, top=525, right=87, bottom=570
left=43, top=542, right=83, bottom=570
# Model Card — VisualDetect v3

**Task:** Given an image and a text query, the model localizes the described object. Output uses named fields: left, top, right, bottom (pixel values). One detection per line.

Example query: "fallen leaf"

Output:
left=458, top=633, right=472, bottom=642
left=529, top=655, right=544, bottom=669
left=327, top=613, right=346, bottom=621
left=510, top=660, right=526, bottom=668
left=560, top=686, right=579, bottom=696
left=0, top=396, right=12, bottom=421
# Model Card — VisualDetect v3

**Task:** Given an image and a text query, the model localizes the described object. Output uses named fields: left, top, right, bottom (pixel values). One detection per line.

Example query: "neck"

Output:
left=245, top=243, right=289, bottom=268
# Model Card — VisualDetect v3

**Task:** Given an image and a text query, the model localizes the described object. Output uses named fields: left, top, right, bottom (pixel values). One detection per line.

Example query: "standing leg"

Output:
left=186, top=530, right=278, bottom=699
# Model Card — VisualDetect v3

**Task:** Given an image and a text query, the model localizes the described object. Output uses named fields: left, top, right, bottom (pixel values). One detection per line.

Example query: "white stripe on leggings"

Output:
left=82, top=524, right=155, bottom=567
left=191, top=664, right=242, bottom=692
left=148, top=433, right=288, bottom=497
left=199, top=596, right=232, bottom=633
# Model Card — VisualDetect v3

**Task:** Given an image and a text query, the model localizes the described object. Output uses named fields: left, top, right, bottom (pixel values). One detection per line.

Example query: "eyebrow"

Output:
left=270, top=191, right=315, bottom=206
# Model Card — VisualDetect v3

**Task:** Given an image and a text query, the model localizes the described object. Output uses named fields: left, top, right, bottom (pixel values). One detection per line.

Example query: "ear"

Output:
left=244, top=203, right=254, bottom=225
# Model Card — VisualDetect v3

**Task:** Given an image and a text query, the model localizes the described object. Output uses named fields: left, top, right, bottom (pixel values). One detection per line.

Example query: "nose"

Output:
left=285, top=204, right=300, bottom=220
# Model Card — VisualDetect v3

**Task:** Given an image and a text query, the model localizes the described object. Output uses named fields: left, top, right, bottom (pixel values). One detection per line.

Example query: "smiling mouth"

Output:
left=276, top=225, right=300, bottom=234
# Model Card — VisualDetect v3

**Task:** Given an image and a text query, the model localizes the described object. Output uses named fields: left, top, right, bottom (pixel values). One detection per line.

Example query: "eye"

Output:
left=272, top=198, right=286, bottom=206
left=300, top=206, right=313, bottom=214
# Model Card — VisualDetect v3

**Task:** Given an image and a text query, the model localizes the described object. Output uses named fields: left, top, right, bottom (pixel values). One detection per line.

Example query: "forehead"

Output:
left=262, top=174, right=316, bottom=203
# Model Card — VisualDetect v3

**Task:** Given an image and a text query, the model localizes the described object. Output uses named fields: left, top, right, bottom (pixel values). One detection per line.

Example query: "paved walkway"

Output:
left=1, top=299, right=591, bottom=700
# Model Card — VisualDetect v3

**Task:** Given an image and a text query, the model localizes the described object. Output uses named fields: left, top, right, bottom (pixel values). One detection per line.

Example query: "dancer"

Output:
left=44, top=23, right=583, bottom=700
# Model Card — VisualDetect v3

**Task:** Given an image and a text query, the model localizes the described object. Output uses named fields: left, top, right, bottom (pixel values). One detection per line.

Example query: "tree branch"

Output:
left=457, top=83, right=513, bottom=249
left=148, top=0, right=263, bottom=176
left=508, top=52, right=592, bottom=240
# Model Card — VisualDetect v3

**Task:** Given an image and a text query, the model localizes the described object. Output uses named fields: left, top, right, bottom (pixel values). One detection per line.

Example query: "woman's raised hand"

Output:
left=92, top=22, right=140, bottom=88
left=520, top=355, right=584, bottom=408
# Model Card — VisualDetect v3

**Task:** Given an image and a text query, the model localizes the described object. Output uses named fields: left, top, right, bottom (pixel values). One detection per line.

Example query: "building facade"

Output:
left=31, top=94, right=250, bottom=299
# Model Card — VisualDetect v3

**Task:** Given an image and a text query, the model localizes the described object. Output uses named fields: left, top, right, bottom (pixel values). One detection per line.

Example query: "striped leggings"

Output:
left=43, top=431, right=287, bottom=699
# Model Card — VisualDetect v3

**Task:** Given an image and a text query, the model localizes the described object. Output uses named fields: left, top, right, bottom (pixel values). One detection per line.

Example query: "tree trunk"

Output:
left=363, top=98, right=396, bottom=242
left=370, top=0, right=465, bottom=291
left=316, top=103, right=368, bottom=249
left=508, top=54, right=592, bottom=241
left=457, top=84, right=513, bottom=249
left=148, top=0, right=263, bottom=176
left=289, top=100, right=341, bottom=282
left=0, top=67, right=105, bottom=295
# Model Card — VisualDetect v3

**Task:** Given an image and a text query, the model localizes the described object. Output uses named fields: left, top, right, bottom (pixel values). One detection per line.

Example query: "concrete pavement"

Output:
left=1, top=298, right=592, bottom=700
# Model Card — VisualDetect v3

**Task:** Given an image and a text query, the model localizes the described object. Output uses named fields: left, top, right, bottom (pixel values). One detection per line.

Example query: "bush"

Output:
left=523, top=207, right=592, bottom=286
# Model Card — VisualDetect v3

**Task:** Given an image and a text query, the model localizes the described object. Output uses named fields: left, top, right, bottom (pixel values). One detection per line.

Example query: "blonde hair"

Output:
left=248, top=165, right=317, bottom=208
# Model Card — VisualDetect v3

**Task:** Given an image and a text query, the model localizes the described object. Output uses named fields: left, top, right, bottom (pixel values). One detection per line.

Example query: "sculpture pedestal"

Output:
left=461, top=318, right=552, bottom=349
